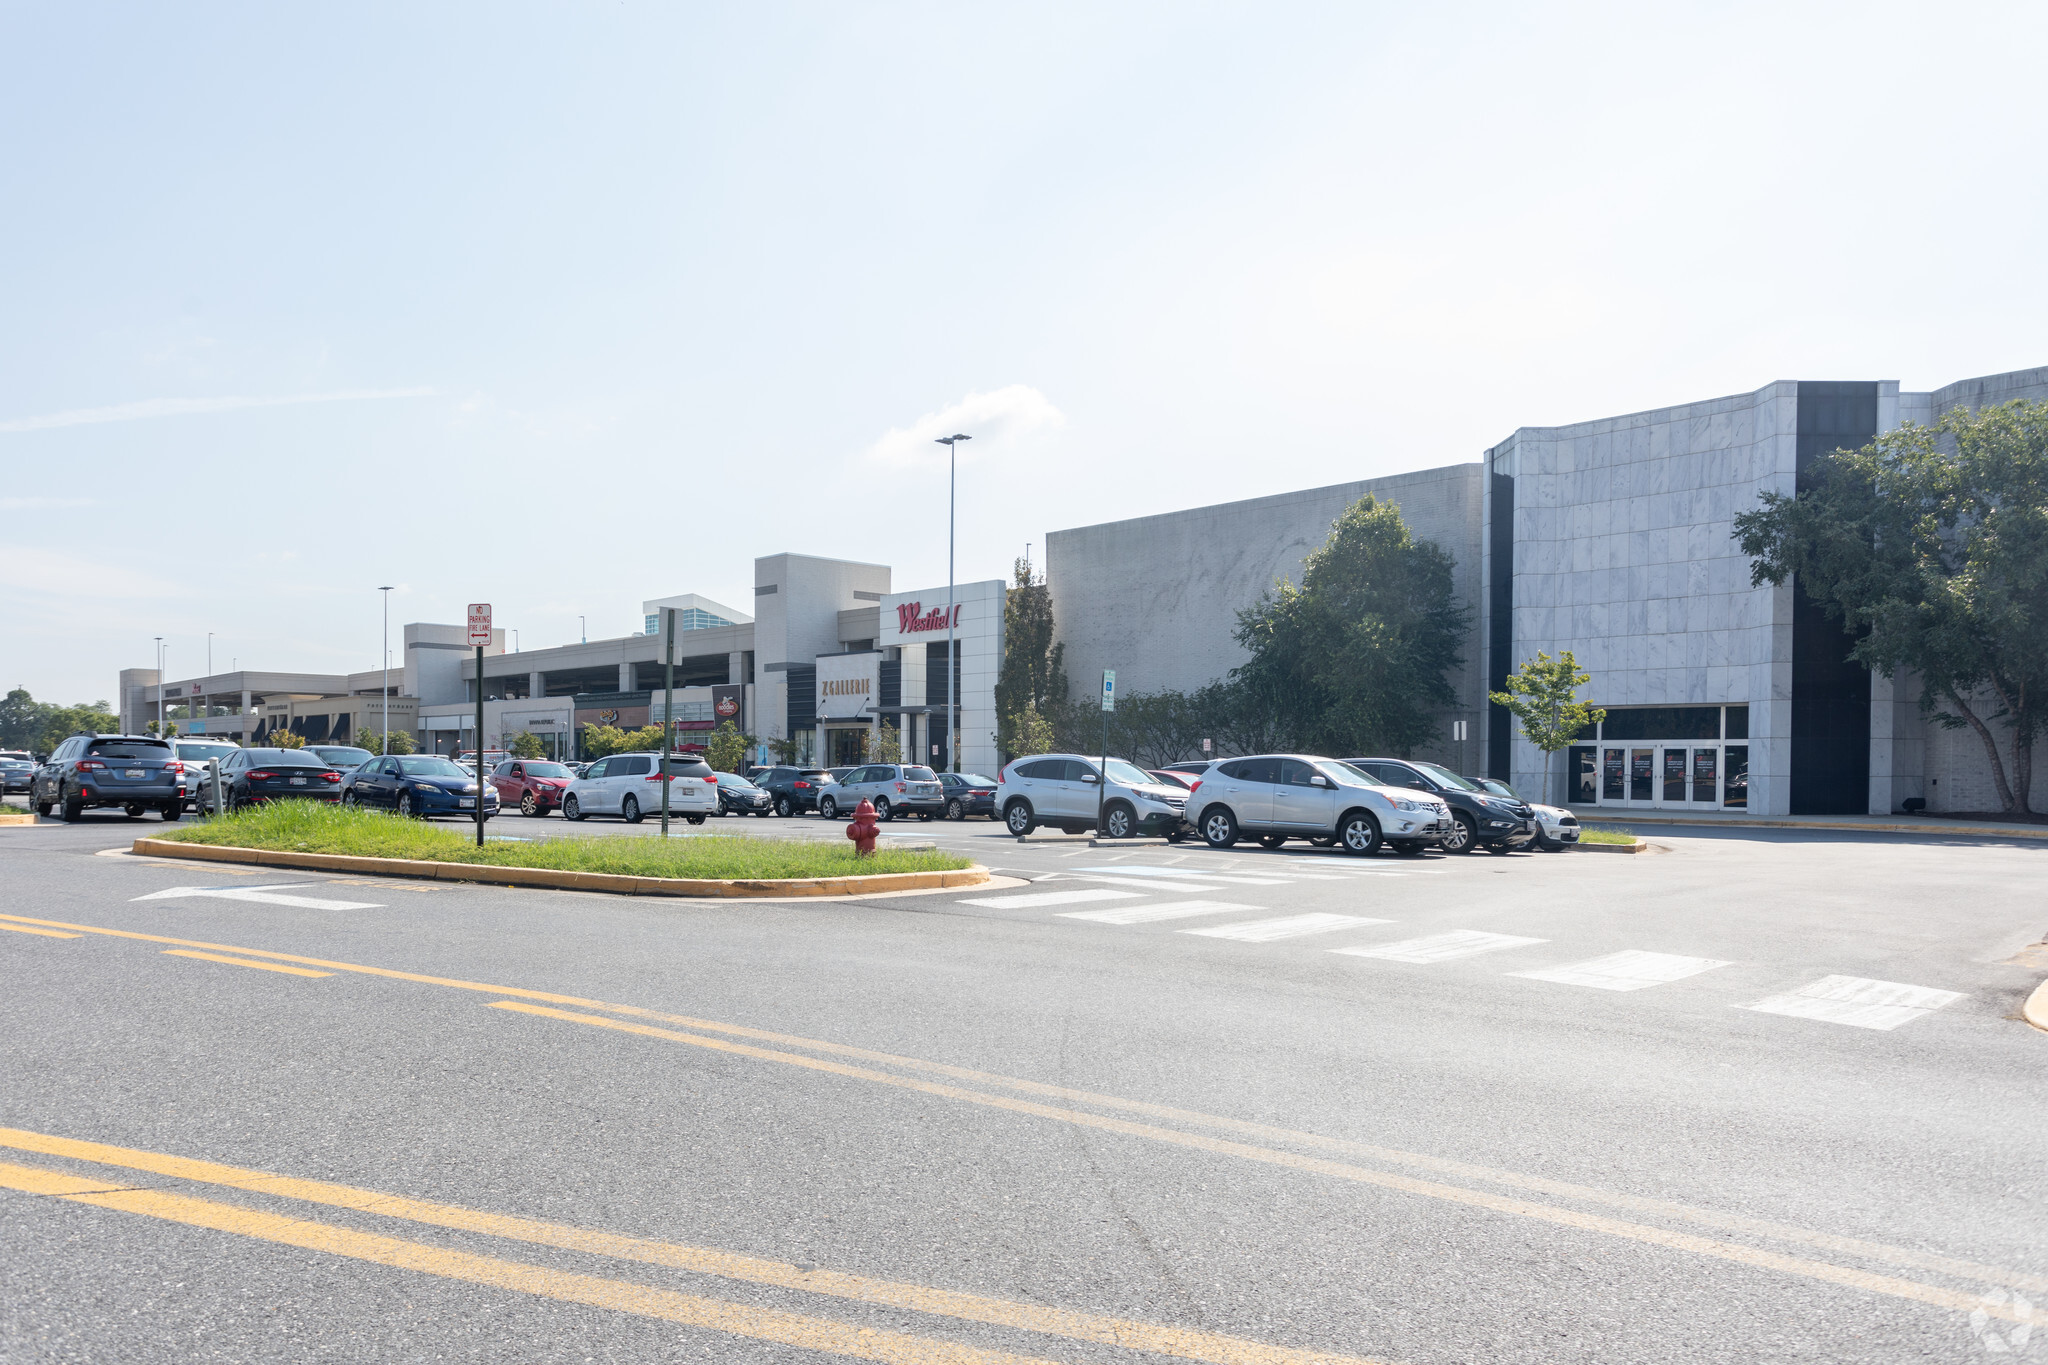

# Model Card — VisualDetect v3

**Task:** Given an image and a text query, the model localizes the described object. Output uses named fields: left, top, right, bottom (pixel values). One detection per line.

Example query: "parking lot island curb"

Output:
left=0, top=811, right=34, bottom=827
left=1577, top=840, right=1647, bottom=855
left=130, top=838, right=989, bottom=899
left=2024, top=978, right=2048, bottom=1036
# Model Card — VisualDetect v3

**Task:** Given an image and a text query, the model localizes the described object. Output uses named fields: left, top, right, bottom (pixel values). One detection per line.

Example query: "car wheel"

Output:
left=160, top=803, right=182, bottom=821
left=947, top=798, right=965, bottom=821
left=397, top=791, right=416, bottom=819
left=687, top=814, right=705, bottom=825
left=1200, top=807, right=1238, bottom=849
left=1257, top=833, right=1286, bottom=849
left=1004, top=800, right=1036, bottom=836
left=1391, top=841, right=1425, bottom=856
left=1487, top=840, right=1512, bottom=855
left=1339, top=811, right=1382, bottom=856
left=33, top=801, right=51, bottom=817
left=123, top=803, right=144, bottom=819
left=521, top=792, right=539, bottom=816
left=622, top=794, right=643, bottom=824
left=775, top=796, right=793, bottom=818
left=1309, top=836, right=1336, bottom=848
left=1103, top=802, right=1137, bottom=839
left=1440, top=811, right=1476, bottom=853
left=563, top=794, right=584, bottom=822
left=820, top=796, right=839, bottom=820
left=341, top=790, right=359, bottom=810
left=873, top=797, right=893, bottom=821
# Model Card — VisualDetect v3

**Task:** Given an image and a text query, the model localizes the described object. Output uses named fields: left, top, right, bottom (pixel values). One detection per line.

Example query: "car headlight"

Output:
left=1393, top=799, right=1425, bottom=812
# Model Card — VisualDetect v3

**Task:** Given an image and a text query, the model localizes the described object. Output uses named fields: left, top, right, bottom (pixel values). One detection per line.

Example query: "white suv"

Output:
left=561, top=752, right=717, bottom=824
left=1184, top=754, right=1450, bottom=855
left=997, top=753, right=1188, bottom=838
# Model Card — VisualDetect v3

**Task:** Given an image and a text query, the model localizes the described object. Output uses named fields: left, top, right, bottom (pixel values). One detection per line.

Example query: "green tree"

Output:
left=995, top=556, right=1069, bottom=759
left=356, top=727, right=416, bottom=756
left=1004, top=704, right=1056, bottom=758
left=866, top=723, right=902, bottom=766
left=1736, top=398, right=2048, bottom=813
left=507, top=730, right=546, bottom=759
left=1232, top=495, right=1471, bottom=756
left=0, top=687, right=46, bottom=752
left=705, top=719, right=756, bottom=773
left=33, top=700, right=118, bottom=754
left=1488, top=651, right=1605, bottom=802
left=269, top=729, right=307, bottom=749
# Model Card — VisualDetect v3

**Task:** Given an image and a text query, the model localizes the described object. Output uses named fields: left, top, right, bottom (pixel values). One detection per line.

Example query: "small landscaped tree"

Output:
left=357, top=727, right=416, bottom=756
left=269, top=729, right=306, bottom=749
left=1488, top=651, right=1605, bottom=802
left=705, top=719, right=755, bottom=773
left=1735, top=399, right=2048, bottom=813
left=508, top=730, right=546, bottom=759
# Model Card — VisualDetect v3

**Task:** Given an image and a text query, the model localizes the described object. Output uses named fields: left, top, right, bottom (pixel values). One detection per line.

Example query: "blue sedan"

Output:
left=341, top=754, right=499, bottom=820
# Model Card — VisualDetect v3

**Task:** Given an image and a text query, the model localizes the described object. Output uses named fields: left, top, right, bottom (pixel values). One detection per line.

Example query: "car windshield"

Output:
left=397, top=757, right=467, bottom=777
left=1478, top=778, right=1521, bottom=799
left=177, top=744, right=240, bottom=764
left=311, top=747, right=373, bottom=766
left=86, top=740, right=172, bottom=760
left=956, top=773, right=995, bottom=786
left=1103, top=759, right=1154, bottom=787
left=902, top=766, right=938, bottom=781
left=1412, top=761, right=1482, bottom=792
left=251, top=751, right=328, bottom=767
left=1315, top=761, right=1376, bottom=787
left=718, top=773, right=759, bottom=788
left=522, top=763, right=572, bottom=778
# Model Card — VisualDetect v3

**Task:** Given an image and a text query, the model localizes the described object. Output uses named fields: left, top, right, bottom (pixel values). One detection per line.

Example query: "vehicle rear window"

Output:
left=86, top=740, right=171, bottom=759
left=903, top=766, right=937, bottom=781
left=397, top=757, right=466, bottom=776
left=254, top=751, right=329, bottom=767
left=1015, top=759, right=1063, bottom=780
left=178, top=744, right=240, bottom=763
left=522, top=763, right=572, bottom=778
left=663, top=758, right=713, bottom=777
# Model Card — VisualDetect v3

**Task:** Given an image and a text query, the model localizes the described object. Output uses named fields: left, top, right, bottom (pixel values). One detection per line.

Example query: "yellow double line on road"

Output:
left=3, top=908, right=2036, bottom=1325
left=0, top=1130, right=1383, bottom=1365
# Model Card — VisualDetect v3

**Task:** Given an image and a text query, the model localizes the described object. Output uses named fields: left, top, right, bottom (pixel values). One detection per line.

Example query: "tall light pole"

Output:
left=207, top=632, right=214, bottom=677
left=579, top=616, right=586, bottom=645
left=154, top=637, right=164, bottom=737
left=934, top=434, right=970, bottom=772
left=379, top=587, right=395, bottom=755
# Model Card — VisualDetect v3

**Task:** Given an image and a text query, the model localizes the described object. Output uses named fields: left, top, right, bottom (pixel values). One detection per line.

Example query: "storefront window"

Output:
left=1691, top=748, right=1718, bottom=803
left=1661, top=749, right=1687, bottom=802
left=1725, top=705, right=1749, bottom=739
left=1570, top=746, right=1597, bottom=804
left=1602, top=748, right=1624, bottom=801
left=1599, top=706, right=1723, bottom=741
left=1724, top=746, right=1748, bottom=808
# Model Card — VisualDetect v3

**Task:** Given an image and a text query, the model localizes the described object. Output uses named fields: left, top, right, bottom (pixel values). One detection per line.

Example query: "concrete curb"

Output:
left=2024, top=978, right=2048, bottom=1036
left=0, top=812, right=35, bottom=827
left=130, top=838, right=990, bottom=899
left=1563, top=809, right=2048, bottom=841
left=1576, top=840, right=1647, bottom=855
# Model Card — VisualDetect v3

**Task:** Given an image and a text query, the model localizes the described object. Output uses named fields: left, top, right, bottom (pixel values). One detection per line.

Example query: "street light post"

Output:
left=579, top=616, right=586, bottom=645
left=154, top=637, right=165, bottom=737
left=934, top=433, right=971, bottom=772
left=379, top=587, right=395, bottom=755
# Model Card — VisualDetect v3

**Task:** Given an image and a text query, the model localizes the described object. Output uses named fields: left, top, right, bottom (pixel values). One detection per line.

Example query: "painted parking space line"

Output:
left=1511, top=950, right=1734, bottom=992
left=1331, top=930, right=1548, bottom=964
left=133, top=885, right=385, bottom=911
left=0, top=922, right=83, bottom=939
left=1072, top=865, right=1215, bottom=878
left=1737, top=975, right=1966, bottom=1030
left=1183, top=913, right=1395, bottom=943
left=1061, top=874, right=1230, bottom=894
left=1059, top=900, right=1257, bottom=925
left=1193, top=875, right=1296, bottom=886
left=161, top=949, right=334, bottom=978
left=956, top=888, right=1141, bottom=909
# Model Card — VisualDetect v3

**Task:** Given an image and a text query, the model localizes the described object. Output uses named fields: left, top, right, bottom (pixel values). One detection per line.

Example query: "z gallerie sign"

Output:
left=815, top=655, right=878, bottom=721
left=895, top=601, right=961, bottom=635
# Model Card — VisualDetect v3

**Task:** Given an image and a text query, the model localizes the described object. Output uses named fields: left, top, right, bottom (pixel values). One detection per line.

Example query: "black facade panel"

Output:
left=783, top=666, right=816, bottom=736
left=1486, top=471, right=1515, bottom=778
left=1789, top=381, right=1877, bottom=814
left=879, top=658, right=901, bottom=712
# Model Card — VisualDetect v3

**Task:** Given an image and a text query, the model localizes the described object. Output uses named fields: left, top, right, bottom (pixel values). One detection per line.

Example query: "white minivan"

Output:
left=562, top=751, right=717, bottom=824
left=996, top=753, right=1188, bottom=838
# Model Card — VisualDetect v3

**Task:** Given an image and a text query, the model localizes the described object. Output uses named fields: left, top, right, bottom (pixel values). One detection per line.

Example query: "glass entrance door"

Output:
left=1602, top=744, right=1731, bottom=809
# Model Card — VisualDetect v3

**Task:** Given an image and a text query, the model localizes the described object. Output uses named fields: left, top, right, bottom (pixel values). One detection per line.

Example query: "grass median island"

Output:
left=1578, top=824, right=1639, bottom=845
left=155, top=803, right=972, bottom=880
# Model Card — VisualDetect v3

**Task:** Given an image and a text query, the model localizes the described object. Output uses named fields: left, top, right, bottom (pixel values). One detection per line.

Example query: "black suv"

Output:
left=754, top=766, right=835, bottom=817
left=1342, top=757, right=1535, bottom=854
left=34, top=734, right=185, bottom=822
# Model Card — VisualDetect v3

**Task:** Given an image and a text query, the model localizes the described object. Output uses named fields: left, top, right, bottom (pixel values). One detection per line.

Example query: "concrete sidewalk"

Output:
left=1564, top=806, right=2048, bottom=841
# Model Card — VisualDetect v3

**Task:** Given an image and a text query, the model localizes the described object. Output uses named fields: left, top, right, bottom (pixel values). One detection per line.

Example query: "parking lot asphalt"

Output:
left=3, top=812, right=2045, bottom=1363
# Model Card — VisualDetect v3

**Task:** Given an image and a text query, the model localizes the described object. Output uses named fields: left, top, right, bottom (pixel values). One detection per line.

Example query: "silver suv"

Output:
left=1183, top=754, right=1450, bottom=855
left=996, top=753, right=1187, bottom=838
left=820, top=764, right=944, bottom=821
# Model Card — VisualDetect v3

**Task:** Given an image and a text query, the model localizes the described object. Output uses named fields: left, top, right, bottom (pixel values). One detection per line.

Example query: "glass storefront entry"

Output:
left=1567, top=705, right=1749, bottom=810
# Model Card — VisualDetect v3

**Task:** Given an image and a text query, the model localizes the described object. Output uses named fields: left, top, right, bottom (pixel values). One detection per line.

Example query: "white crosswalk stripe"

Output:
left=1060, top=900, right=1257, bottom=925
left=1511, top=950, right=1733, bottom=992
left=1331, top=930, right=1547, bottom=963
left=958, top=888, right=1140, bottom=909
left=1737, top=975, right=1965, bottom=1030
left=1183, top=913, right=1394, bottom=942
left=1062, top=874, right=1230, bottom=893
left=1194, top=875, right=1297, bottom=886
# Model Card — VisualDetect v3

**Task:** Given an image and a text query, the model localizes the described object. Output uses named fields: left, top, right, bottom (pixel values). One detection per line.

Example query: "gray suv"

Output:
left=820, top=764, right=944, bottom=821
left=996, top=753, right=1188, bottom=838
left=1183, top=754, right=1450, bottom=855
left=33, top=734, right=185, bottom=822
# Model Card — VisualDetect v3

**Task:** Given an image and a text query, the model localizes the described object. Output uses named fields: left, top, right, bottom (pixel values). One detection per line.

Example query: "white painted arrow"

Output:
left=132, top=885, right=384, bottom=911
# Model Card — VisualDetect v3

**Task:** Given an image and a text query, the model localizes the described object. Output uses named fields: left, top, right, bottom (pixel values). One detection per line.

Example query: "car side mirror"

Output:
left=1080, top=773, right=1100, bottom=784
left=1310, top=775, right=1331, bottom=788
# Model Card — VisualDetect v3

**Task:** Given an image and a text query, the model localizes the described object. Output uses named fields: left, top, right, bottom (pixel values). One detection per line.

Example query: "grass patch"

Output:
left=156, top=802, right=971, bottom=880
left=1578, top=824, right=1639, bottom=845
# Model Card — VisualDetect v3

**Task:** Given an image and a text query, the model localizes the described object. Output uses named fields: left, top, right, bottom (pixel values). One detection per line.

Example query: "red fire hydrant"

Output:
left=846, top=798, right=880, bottom=856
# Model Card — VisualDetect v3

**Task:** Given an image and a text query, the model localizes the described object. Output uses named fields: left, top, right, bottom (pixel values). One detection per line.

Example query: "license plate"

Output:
left=289, top=777, right=307, bottom=785
left=125, top=769, right=145, bottom=779
left=458, top=798, right=475, bottom=808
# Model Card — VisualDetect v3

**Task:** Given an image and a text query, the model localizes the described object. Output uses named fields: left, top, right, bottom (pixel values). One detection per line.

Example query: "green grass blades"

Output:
left=1578, top=824, right=1638, bottom=845
left=158, top=802, right=970, bottom=879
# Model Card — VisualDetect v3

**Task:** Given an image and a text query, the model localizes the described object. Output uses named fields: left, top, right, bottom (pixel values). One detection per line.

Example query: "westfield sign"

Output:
left=895, top=601, right=961, bottom=635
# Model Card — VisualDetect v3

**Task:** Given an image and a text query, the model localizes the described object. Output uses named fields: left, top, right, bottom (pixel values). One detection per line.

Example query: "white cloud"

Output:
left=0, top=496, right=94, bottom=510
left=0, top=386, right=437, bottom=434
left=864, top=385, right=1064, bottom=467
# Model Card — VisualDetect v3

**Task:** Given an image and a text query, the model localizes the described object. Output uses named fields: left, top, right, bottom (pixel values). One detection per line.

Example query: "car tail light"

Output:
left=703, top=775, right=717, bottom=783
left=895, top=783, right=905, bottom=793
left=164, top=761, right=184, bottom=774
left=321, top=773, right=341, bottom=783
left=793, top=780, right=810, bottom=789
left=77, top=759, right=105, bottom=771
left=248, top=770, right=276, bottom=780
left=1188, top=779, right=1201, bottom=794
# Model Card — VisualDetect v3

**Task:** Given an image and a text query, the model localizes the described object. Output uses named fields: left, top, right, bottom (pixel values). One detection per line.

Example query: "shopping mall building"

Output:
left=122, top=362, right=2041, bottom=816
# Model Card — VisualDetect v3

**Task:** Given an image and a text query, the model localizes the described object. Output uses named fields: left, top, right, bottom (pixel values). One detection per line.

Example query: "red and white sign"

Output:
left=467, top=603, right=492, bottom=647
left=894, top=601, right=961, bottom=635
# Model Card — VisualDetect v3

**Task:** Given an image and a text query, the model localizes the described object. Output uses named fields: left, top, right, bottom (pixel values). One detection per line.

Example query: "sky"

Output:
left=5, top=2, right=2046, bottom=702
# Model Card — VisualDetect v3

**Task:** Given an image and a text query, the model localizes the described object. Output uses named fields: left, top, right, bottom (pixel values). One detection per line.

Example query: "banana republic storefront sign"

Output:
left=815, top=652, right=879, bottom=722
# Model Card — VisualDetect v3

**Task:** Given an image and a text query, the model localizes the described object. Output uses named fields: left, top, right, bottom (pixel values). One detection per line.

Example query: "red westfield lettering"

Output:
left=895, top=601, right=960, bottom=634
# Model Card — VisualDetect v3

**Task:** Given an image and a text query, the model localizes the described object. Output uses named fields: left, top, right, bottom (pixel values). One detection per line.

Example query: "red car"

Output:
left=490, top=759, right=577, bottom=816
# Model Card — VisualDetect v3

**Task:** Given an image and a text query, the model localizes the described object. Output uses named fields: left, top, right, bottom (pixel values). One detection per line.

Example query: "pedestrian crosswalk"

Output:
left=958, top=863, right=1971, bottom=1033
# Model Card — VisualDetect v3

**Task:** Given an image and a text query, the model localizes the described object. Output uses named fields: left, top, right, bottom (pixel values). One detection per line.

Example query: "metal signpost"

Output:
left=1098, top=669, right=1115, bottom=832
left=660, top=608, right=675, bottom=837
left=467, top=604, right=491, bottom=848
